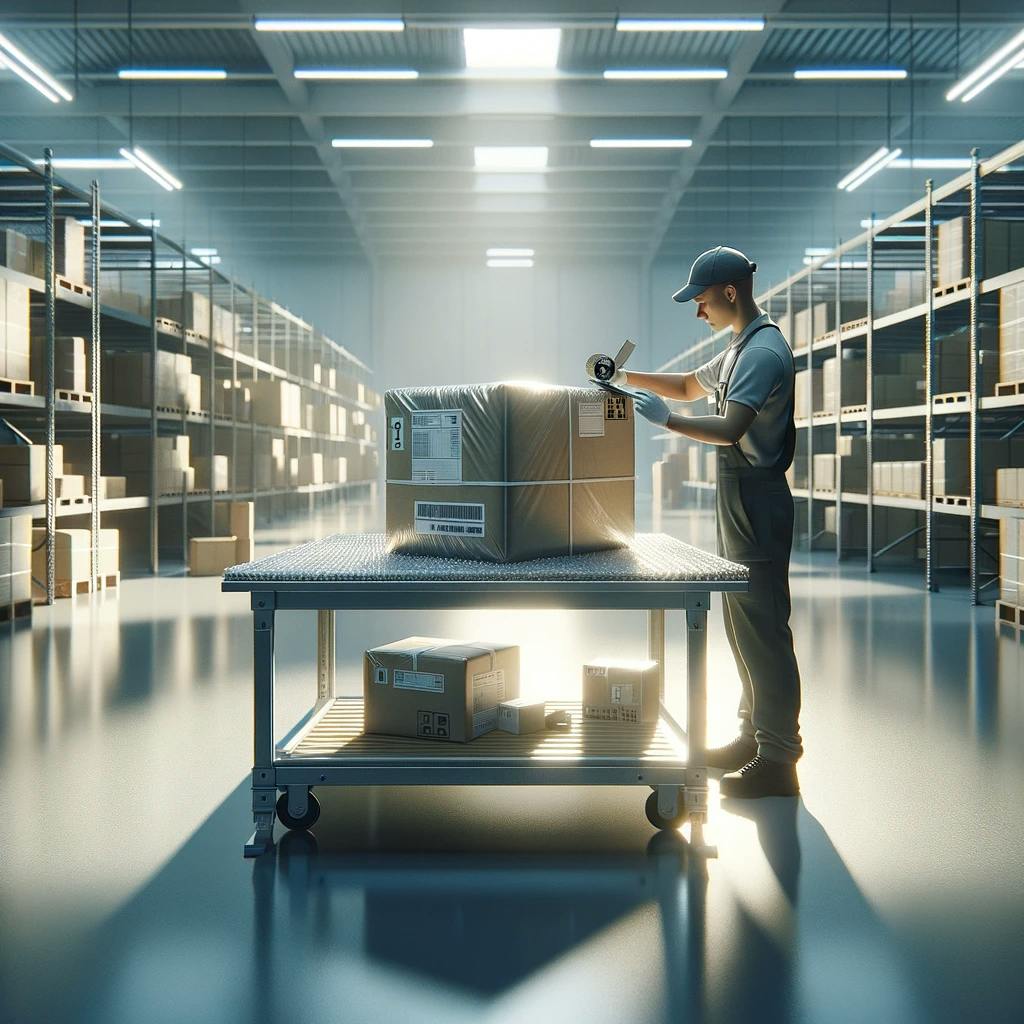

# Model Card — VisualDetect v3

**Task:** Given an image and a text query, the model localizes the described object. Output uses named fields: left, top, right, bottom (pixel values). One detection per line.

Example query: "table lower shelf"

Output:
left=276, top=699, right=690, bottom=785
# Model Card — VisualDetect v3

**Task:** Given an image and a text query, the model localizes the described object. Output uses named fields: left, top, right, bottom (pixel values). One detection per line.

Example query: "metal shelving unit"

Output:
left=656, top=137, right=1024, bottom=605
left=0, top=142, right=379, bottom=594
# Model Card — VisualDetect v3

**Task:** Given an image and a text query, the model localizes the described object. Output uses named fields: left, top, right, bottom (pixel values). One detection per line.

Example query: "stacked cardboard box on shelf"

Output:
left=214, top=379, right=251, bottom=420
left=102, top=350, right=195, bottom=410
left=0, top=228, right=43, bottom=278
left=934, top=438, right=1024, bottom=502
left=998, top=282, right=1024, bottom=385
left=996, top=469, right=1024, bottom=507
left=0, top=515, right=32, bottom=610
left=297, top=453, right=323, bottom=486
left=837, top=435, right=923, bottom=492
left=213, top=500, right=255, bottom=563
left=98, top=270, right=149, bottom=318
left=54, top=217, right=85, bottom=283
left=653, top=451, right=689, bottom=508
left=936, top=326, right=999, bottom=396
left=999, top=518, right=1024, bottom=606
left=0, top=443, right=62, bottom=503
left=249, top=378, right=302, bottom=428
left=30, top=335, right=86, bottom=394
left=872, top=461, right=926, bottom=499
left=31, top=527, right=119, bottom=601
left=794, top=367, right=824, bottom=416
left=323, top=454, right=348, bottom=484
left=881, top=271, right=927, bottom=316
left=194, top=454, right=229, bottom=492
left=812, top=452, right=837, bottom=490
left=188, top=536, right=238, bottom=576
left=156, top=291, right=210, bottom=335
left=937, top=217, right=1024, bottom=290
left=109, top=434, right=193, bottom=495
left=0, top=277, right=30, bottom=382
left=822, top=352, right=867, bottom=412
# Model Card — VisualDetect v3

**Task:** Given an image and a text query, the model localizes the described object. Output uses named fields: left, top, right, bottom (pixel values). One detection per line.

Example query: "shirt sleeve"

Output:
left=724, top=347, right=786, bottom=414
left=692, top=351, right=724, bottom=395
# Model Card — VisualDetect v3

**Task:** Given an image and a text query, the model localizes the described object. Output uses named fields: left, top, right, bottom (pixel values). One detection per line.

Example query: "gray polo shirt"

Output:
left=693, top=312, right=794, bottom=468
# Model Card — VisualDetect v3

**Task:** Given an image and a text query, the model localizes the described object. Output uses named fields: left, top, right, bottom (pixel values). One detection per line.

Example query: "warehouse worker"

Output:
left=617, top=245, right=802, bottom=800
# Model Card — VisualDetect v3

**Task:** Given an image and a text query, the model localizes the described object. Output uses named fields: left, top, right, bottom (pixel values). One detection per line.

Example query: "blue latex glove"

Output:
left=633, top=389, right=671, bottom=426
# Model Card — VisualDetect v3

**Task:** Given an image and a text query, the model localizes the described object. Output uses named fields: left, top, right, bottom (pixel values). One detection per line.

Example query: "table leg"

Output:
left=685, top=595, right=715, bottom=857
left=317, top=608, right=336, bottom=705
left=246, top=601, right=277, bottom=858
left=648, top=608, right=666, bottom=703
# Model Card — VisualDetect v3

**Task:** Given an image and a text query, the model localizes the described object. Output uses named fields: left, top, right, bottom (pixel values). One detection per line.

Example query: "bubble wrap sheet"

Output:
left=223, top=532, right=747, bottom=586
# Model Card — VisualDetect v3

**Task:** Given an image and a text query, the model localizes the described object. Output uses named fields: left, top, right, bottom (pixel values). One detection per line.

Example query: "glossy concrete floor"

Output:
left=1, top=497, right=1023, bottom=1024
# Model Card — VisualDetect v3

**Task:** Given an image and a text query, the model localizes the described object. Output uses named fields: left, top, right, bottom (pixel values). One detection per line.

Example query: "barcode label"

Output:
left=578, top=402, right=605, bottom=437
left=415, top=500, right=486, bottom=538
left=411, top=409, right=462, bottom=481
left=394, top=670, right=445, bottom=693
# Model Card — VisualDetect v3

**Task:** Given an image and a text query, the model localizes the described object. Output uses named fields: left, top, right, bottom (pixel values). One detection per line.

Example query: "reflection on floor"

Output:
left=1, top=497, right=1023, bottom=1024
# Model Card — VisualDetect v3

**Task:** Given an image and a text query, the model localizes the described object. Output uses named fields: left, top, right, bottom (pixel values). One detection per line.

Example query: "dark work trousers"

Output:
left=715, top=453, right=803, bottom=763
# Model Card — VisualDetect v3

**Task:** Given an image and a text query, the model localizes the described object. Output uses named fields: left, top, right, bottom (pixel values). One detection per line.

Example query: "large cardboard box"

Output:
left=189, top=536, right=238, bottom=576
left=156, top=291, right=211, bottom=334
left=0, top=277, right=31, bottom=381
left=0, top=443, right=63, bottom=503
left=937, top=217, right=1024, bottom=289
left=31, top=527, right=90, bottom=601
left=249, top=379, right=302, bottom=427
left=54, top=217, right=86, bottom=282
left=385, top=383, right=635, bottom=562
left=0, top=515, right=32, bottom=605
left=999, top=518, right=1024, bottom=605
left=822, top=353, right=867, bottom=412
left=582, top=658, right=660, bottom=724
left=794, top=368, right=823, bottom=417
left=364, top=636, right=520, bottom=742
left=194, top=455, right=229, bottom=492
left=30, top=334, right=86, bottom=394
left=298, top=453, right=323, bottom=485
left=1000, top=282, right=1024, bottom=384
left=103, top=350, right=193, bottom=409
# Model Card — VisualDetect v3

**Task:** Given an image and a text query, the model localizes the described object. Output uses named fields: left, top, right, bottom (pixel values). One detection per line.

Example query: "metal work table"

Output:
left=223, top=532, right=748, bottom=858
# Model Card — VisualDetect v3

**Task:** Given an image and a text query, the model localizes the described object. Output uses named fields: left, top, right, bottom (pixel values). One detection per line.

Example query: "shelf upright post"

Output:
left=149, top=218, right=158, bottom=573
left=251, top=288, right=258, bottom=509
left=925, top=180, right=937, bottom=592
left=89, top=180, right=101, bottom=585
left=866, top=214, right=876, bottom=573
left=179, top=242, right=188, bottom=560
left=834, top=241, right=844, bottom=560
left=207, top=262, right=215, bottom=534
left=230, top=280, right=237, bottom=497
left=43, top=149, right=56, bottom=605
left=968, top=149, right=982, bottom=605
left=806, top=268, right=814, bottom=549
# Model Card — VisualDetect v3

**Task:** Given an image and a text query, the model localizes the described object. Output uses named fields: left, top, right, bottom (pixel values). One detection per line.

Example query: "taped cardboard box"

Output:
left=582, top=658, right=660, bottom=724
left=30, top=335, right=86, bottom=394
left=0, top=443, right=63, bottom=503
left=385, top=383, right=635, bottom=562
left=497, top=697, right=546, bottom=735
left=189, top=536, right=238, bottom=576
left=999, top=282, right=1024, bottom=383
left=364, top=636, right=520, bottom=742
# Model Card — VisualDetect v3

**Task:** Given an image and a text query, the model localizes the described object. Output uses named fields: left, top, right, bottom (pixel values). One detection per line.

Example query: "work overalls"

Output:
left=714, top=325, right=803, bottom=764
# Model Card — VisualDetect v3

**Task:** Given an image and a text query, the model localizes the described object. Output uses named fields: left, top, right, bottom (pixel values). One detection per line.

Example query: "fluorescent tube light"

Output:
left=487, top=258, right=533, bottom=268
left=603, top=68, right=727, bottom=80
left=35, top=157, right=132, bottom=169
left=0, top=33, right=73, bottom=102
left=119, top=68, right=226, bottom=80
left=803, top=258, right=868, bottom=269
left=119, top=146, right=183, bottom=191
left=487, top=247, right=534, bottom=257
left=463, top=29, right=561, bottom=71
left=804, top=247, right=833, bottom=257
left=947, top=27, right=1024, bottom=101
left=794, top=68, right=907, bottom=80
left=77, top=217, right=159, bottom=228
left=190, top=247, right=218, bottom=256
left=294, top=68, right=418, bottom=80
left=843, top=147, right=902, bottom=191
left=101, top=235, right=154, bottom=243
left=332, top=138, right=433, bottom=148
left=590, top=138, right=692, bottom=149
left=837, top=146, right=892, bottom=191
left=140, top=218, right=160, bottom=227
left=861, top=218, right=927, bottom=228
left=474, top=146, right=548, bottom=171
left=888, top=157, right=972, bottom=169
left=254, top=18, right=404, bottom=32
left=616, top=18, right=764, bottom=32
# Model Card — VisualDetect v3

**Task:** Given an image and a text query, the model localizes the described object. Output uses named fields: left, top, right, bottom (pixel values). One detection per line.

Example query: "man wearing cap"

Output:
left=609, top=246, right=801, bottom=799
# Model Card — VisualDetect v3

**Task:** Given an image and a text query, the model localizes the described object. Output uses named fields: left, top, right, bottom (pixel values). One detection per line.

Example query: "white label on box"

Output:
left=610, top=683, right=635, bottom=705
left=578, top=402, right=605, bottom=438
left=411, top=409, right=462, bottom=481
left=389, top=416, right=405, bottom=451
left=394, top=669, right=445, bottom=693
left=585, top=665, right=608, bottom=677
left=374, top=666, right=388, bottom=685
left=472, top=668, right=506, bottom=712
left=414, top=501, right=485, bottom=537
left=472, top=707, right=498, bottom=737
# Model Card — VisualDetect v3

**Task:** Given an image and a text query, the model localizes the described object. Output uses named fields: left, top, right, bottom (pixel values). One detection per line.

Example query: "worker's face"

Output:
left=693, top=284, right=737, bottom=330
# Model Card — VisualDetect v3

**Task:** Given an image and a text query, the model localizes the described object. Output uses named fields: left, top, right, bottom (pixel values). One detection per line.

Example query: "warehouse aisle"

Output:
left=1, top=500, right=1022, bottom=1024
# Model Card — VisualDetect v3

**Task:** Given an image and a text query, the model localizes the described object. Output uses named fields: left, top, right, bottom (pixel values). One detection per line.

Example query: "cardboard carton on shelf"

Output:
left=194, top=455, right=229, bottom=492
left=31, top=527, right=90, bottom=601
left=999, top=517, right=1024, bottom=606
left=297, top=453, right=323, bottom=486
left=0, top=277, right=31, bottom=381
left=0, top=514, right=32, bottom=605
left=103, top=350, right=193, bottom=409
left=188, top=535, right=238, bottom=576
left=582, top=659, right=660, bottom=724
left=999, top=282, right=1024, bottom=384
left=0, top=442, right=64, bottom=503
left=794, top=367, right=824, bottom=416
left=497, top=698, right=546, bottom=735
left=996, top=468, right=1024, bottom=507
left=156, top=291, right=211, bottom=335
left=0, top=229, right=37, bottom=277
left=29, top=334, right=86, bottom=395
left=249, top=379, right=302, bottom=428
left=937, top=216, right=1024, bottom=290
left=364, top=637, right=521, bottom=743
left=822, top=352, right=867, bottom=411
left=54, top=217, right=85, bottom=283
left=812, top=453, right=837, bottom=490
left=385, top=383, right=635, bottom=563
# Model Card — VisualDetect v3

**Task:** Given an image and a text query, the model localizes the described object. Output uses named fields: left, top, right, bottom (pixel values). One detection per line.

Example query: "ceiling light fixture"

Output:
left=0, top=32, right=73, bottom=102
left=794, top=68, right=907, bottom=80
left=947, top=27, right=1024, bottom=102
left=294, top=68, right=418, bottom=80
left=331, top=138, right=433, bottom=148
left=119, top=146, right=183, bottom=191
left=888, top=157, right=972, bottom=169
left=463, top=28, right=561, bottom=73
left=590, top=138, right=692, bottom=148
left=603, top=68, right=728, bottom=80
left=836, top=146, right=901, bottom=191
left=616, top=18, right=764, bottom=32
left=487, top=247, right=534, bottom=257
left=34, top=157, right=131, bottom=169
left=190, top=247, right=218, bottom=257
left=118, top=68, right=227, bottom=80
left=474, top=146, right=549, bottom=171
left=254, top=18, right=404, bottom=32
left=861, top=218, right=926, bottom=228
left=487, top=258, right=534, bottom=268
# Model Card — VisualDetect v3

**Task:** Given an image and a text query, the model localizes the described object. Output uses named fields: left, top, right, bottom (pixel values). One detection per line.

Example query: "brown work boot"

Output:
left=703, top=735, right=757, bottom=771
left=720, top=755, right=800, bottom=799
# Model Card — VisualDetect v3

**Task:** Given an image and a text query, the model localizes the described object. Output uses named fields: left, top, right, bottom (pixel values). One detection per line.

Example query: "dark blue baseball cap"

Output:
left=672, top=245, right=757, bottom=302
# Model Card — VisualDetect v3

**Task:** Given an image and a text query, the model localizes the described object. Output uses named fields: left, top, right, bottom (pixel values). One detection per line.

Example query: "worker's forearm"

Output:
left=665, top=412, right=738, bottom=445
left=623, top=371, right=692, bottom=401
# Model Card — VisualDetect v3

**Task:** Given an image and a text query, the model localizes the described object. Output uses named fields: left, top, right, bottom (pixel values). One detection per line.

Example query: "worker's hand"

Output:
left=633, top=390, right=671, bottom=426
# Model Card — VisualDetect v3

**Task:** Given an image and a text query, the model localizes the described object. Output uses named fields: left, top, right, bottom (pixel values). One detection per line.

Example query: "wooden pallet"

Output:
left=840, top=317, right=868, bottom=335
left=56, top=388, right=92, bottom=404
left=184, top=329, right=209, bottom=345
left=33, top=577, right=95, bottom=603
left=996, top=600, right=1024, bottom=631
left=935, top=494, right=970, bottom=507
left=995, top=499, right=1024, bottom=509
left=55, top=275, right=91, bottom=298
left=0, top=375, right=34, bottom=396
left=96, top=571, right=120, bottom=591
left=995, top=379, right=1024, bottom=397
left=933, top=277, right=971, bottom=299
left=155, top=316, right=181, bottom=335
left=56, top=496, right=90, bottom=507
left=0, top=599, right=32, bottom=623
left=813, top=330, right=837, bottom=345
left=933, top=392, right=970, bottom=406
left=812, top=409, right=836, bottom=419
left=841, top=404, right=868, bottom=415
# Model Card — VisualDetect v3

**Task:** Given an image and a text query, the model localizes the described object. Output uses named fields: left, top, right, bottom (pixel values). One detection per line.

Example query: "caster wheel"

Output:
left=276, top=791, right=321, bottom=831
left=645, top=790, right=686, bottom=831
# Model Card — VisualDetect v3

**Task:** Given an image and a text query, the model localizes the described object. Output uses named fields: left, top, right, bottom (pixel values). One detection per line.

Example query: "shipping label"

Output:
left=472, top=707, right=498, bottom=738
left=414, top=501, right=485, bottom=537
left=472, top=668, right=506, bottom=712
left=411, top=409, right=463, bottom=481
left=610, top=683, right=635, bottom=705
left=394, top=669, right=445, bottom=693
left=578, top=402, right=605, bottom=437
left=585, top=665, right=608, bottom=677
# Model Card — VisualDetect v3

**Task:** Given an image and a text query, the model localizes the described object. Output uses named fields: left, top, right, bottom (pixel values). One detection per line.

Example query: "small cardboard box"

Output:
left=582, top=658, right=660, bottom=724
left=364, top=636, right=520, bottom=742
left=188, top=536, right=238, bottom=576
left=0, top=443, right=64, bottom=503
left=497, top=697, right=546, bottom=735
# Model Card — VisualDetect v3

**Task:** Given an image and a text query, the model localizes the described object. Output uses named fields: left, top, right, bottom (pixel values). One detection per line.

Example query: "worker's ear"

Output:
left=723, top=284, right=737, bottom=305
